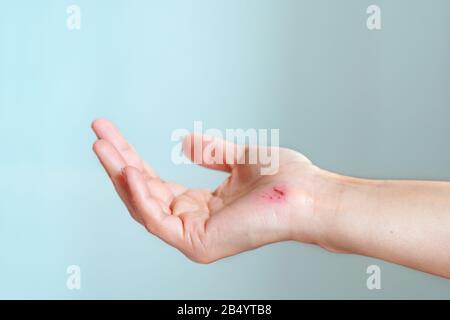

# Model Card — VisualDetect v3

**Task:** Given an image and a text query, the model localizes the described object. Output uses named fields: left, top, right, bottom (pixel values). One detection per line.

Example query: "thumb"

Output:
left=182, top=133, right=248, bottom=173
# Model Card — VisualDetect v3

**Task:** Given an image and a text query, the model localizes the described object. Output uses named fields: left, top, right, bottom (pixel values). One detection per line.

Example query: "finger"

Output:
left=92, top=139, right=143, bottom=224
left=91, top=118, right=158, bottom=178
left=182, top=133, right=248, bottom=173
left=123, top=166, right=183, bottom=246
left=92, top=118, right=183, bottom=208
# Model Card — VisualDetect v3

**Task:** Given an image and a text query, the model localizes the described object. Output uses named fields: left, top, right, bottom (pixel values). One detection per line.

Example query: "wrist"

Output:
left=298, top=168, right=380, bottom=254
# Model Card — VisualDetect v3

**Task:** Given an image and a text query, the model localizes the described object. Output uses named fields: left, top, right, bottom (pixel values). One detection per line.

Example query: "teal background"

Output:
left=1, top=0, right=450, bottom=298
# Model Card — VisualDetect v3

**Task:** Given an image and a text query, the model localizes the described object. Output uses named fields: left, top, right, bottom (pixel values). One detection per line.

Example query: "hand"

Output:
left=92, top=119, right=450, bottom=278
left=91, top=119, right=336, bottom=263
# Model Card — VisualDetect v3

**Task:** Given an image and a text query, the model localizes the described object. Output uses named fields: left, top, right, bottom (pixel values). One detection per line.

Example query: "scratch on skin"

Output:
left=260, top=185, right=287, bottom=204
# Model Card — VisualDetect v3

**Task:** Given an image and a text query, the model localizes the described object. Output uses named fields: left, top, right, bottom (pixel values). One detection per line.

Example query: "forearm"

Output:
left=311, top=170, right=450, bottom=278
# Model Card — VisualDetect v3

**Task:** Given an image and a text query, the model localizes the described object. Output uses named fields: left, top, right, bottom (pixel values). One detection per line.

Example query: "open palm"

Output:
left=92, top=119, right=320, bottom=263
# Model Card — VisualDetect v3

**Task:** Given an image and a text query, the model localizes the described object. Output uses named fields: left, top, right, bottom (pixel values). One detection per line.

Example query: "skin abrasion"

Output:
left=259, top=185, right=288, bottom=204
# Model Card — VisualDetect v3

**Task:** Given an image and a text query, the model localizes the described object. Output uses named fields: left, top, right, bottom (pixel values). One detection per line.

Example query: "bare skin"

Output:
left=92, top=119, right=450, bottom=279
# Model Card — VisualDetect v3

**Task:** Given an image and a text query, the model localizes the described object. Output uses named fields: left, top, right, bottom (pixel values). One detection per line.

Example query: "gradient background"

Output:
left=1, top=0, right=450, bottom=299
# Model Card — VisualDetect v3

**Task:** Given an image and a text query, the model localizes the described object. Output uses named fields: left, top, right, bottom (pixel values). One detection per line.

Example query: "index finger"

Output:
left=91, top=118, right=157, bottom=178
